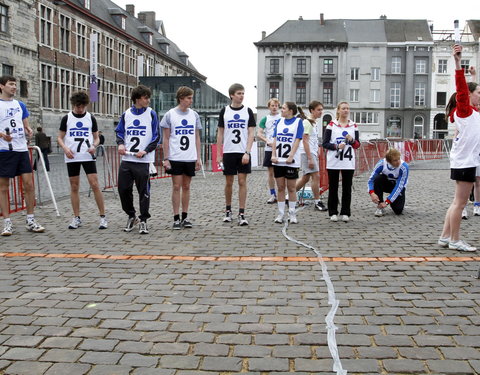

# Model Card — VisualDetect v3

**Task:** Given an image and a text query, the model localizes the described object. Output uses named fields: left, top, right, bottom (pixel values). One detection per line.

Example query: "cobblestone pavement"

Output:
left=0, top=159, right=479, bottom=374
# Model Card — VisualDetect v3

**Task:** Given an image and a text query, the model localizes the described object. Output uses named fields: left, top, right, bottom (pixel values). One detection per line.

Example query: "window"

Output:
left=59, top=15, right=70, bottom=52
left=437, top=92, right=447, bottom=107
left=370, top=89, right=380, bottom=103
left=84, top=0, right=90, bottom=9
left=323, top=82, right=333, bottom=105
left=371, top=67, right=380, bottom=81
left=20, top=80, right=28, bottom=97
left=414, top=116, right=424, bottom=139
left=350, top=89, right=359, bottom=102
left=2, top=64, right=13, bottom=76
left=350, top=67, right=359, bottom=81
left=129, top=48, right=136, bottom=75
left=295, top=81, right=306, bottom=104
left=296, top=58, right=306, bottom=74
left=415, top=58, right=427, bottom=74
left=105, top=81, right=114, bottom=114
left=438, top=59, right=447, bottom=74
left=461, top=59, right=470, bottom=74
left=76, top=22, right=87, bottom=58
left=0, top=4, right=8, bottom=33
left=387, top=116, right=402, bottom=137
left=351, top=112, right=379, bottom=125
left=39, top=5, right=53, bottom=46
left=59, top=68, right=72, bottom=110
left=75, top=72, right=88, bottom=90
left=147, top=57, right=155, bottom=76
left=105, top=36, right=114, bottom=68
left=391, top=57, right=401, bottom=74
left=390, top=83, right=401, bottom=108
left=269, top=81, right=279, bottom=99
left=148, top=34, right=153, bottom=45
left=41, top=64, right=54, bottom=108
left=121, top=17, right=126, bottom=30
left=270, top=59, right=279, bottom=74
left=414, top=82, right=426, bottom=106
left=118, top=42, right=126, bottom=72
left=323, top=59, right=333, bottom=74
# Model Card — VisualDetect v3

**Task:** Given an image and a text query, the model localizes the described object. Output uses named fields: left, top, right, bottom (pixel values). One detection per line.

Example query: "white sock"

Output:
left=288, top=201, right=296, bottom=214
left=4, top=218, right=11, bottom=224
left=27, top=214, right=34, bottom=222
left=277, top=201, right=285, bottom=216
left=314, top=199, right=320, bottom=204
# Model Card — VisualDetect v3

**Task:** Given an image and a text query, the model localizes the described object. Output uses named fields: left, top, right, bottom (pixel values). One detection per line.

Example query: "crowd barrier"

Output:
left=5, top=139, right=450, bottom=214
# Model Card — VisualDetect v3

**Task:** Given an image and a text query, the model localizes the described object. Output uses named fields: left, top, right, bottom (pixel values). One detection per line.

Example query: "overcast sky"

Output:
left=115, top=0, right=474, bottom=110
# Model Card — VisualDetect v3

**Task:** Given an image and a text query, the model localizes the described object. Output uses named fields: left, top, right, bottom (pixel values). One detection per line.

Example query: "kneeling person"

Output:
left=161, top=86, right=202, bottom=230
left=368, top=148, right=409, bottom=216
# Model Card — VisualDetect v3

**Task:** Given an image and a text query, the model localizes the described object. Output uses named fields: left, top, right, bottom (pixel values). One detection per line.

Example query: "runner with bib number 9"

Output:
left=322, top=101, right=360, bottom=222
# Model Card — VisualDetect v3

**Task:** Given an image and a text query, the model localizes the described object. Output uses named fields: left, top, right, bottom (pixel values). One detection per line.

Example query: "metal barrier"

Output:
left=2, top=146, right=60, bottom=216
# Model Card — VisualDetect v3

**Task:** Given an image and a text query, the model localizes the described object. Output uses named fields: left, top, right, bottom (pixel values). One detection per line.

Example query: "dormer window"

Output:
left=121, top=17, right=126, bottom=30
left=148, top=34, right=152, bottom=45
left=84, top=0, right=90, bottom=9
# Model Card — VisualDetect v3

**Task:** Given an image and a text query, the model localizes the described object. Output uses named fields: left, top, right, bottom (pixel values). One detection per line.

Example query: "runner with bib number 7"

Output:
left=322, top=101, right=360, bottom=222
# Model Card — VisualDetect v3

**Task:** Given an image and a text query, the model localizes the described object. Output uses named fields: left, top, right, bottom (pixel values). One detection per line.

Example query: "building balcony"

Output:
left=267, top=73, right=283, bottom=80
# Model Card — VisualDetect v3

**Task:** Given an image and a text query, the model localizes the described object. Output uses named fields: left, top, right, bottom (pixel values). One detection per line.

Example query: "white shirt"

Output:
left=0, top=99, right=28, bottom=152
left=326, top=120, right=357, bottom=170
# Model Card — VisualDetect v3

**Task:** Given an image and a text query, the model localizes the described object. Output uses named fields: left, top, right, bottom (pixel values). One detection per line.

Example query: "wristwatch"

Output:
left=245, top=151, right=251, bottom=155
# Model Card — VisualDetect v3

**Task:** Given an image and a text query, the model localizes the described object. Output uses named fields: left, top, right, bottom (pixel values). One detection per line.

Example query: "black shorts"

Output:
left=168, top=161, right=196, bottom=177
left=273, top=165, right=299, bottom=180
left=0, top=151, right=32, bottom=178
left=450, top=167, right=476, bottom=182
left=222, top=153, right=251, bottom=175
left=67, top=161, right=97, bottom=177
left=263, top=150, right=273, bottom=167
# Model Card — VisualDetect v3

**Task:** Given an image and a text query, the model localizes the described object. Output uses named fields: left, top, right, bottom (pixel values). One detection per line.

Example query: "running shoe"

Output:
left=274, top=214, right=284, bottom=224
left=462, top=207, right=468, bottom=220
left=223, top=211, right=232, bottom=223
left=315, top=201, right=327, bottom=211
left=139, top=221, right=149, bottom=234
left=266, top=196, right=277, bottom=204
left=238, top=214, right=249, bottom=226
left=437, top=237, right=450, bottom=247
left=374, top=208, right=385, bottom=217
left=68, top=217, right=82, bottom=229
left=474, top=206, right=480, bottom=216
left=172, top=220, right=182, bottom=230
left=288, top=213, right=298, bottom=224
left=124, top=216, right=138, bottom=232
left=330, top=215, right=338, bottom=222
left=99, top=216, right=108, bottom=230
left=341, top=215, right=350, bottom=222
left=448, top=240, right=476, bottom=252
left=181, top=218, right=193, bottom=228
left=26, top=219, right=45, bottom=233
left=1, top=221, right=12, bottom=236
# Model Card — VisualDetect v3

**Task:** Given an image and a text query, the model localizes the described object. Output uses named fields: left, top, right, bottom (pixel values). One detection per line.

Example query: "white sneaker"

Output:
left=462, top=207, right=468, bottom=220
left=438, top=237, right=450, bottom=247
left=330, top=215, right=338, bottom=222
left=266, top=196, right=277, bottom=204
left=448, top=240, right=476, bottom=252
left=68, top=217, right=82, bottom=229
left=139, top=221, right=149, bottom=234
left=1, top=221, right=12, bottom=236
left=374, top=208, right=384, bottom=217
left=274, top=214, right=284, bottom=224
left=223, top=211, right=232, bottom=223
left=288, top=213, right=298, bottom=224
left=474, top=206, right=480, bottom=216
left=238, top=214, right=249, bottom=226
left=99, top=216, right=108, bottom=230
left=342, top=215, right=350, bottom=222
left=25, top=219, right=45, bottom=233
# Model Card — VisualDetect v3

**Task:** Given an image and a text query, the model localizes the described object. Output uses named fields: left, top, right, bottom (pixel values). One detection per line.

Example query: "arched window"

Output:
left=387, top=116, right=402, bottom=138
left=433, top=113, right=448, bottom=139
left=413, top=115, right=424, bottom=139
left=322, top=114, right=332, bottom=136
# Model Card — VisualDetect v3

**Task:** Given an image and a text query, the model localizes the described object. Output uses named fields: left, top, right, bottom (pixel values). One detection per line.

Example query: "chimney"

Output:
left=125, top=4, right=134, bottom=17
left=380, top=15, right=387, bottom=19
left=320, top=13, right=324, bottom=26
left=298, top=16, right=303, bottom=21
left=138, top=11, right=156, bottom=30
left=262, top=31, right=266, bottom=39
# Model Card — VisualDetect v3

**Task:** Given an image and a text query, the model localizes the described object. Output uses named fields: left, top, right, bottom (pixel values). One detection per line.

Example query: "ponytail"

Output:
left=297, top=107, right=307, bottom=120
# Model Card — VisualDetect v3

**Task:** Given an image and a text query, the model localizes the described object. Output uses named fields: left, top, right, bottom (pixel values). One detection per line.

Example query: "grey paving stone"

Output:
left=427, top=359, right=476, bottom=374
left=79, top=351, right=123, bottom=365
left=88, top=365, right=133, bottom=375
left=44, top=363, right=91, bottom=375
left=159, top=355, right=199, bottom=369
left=3, top=335, right=44, bottom=347
left=1, top=347, right=45, bottom=360
left=132, top=369, right=174, bottom=375
left=192, top=343, right=229, bottom=357
left=357, top=347, right=397, bottom=359
left=78, top=339, right=118, bottom=351
left=440, top=347, right=480, bottom=360
left=398, top=347, right=441, bottom=360
left=114, top=341, right=153, bottom=354
left=249, top=358, right=289, bottom=372
left=233, top=345, right=271, bottom=357
left=119, top=353, right=158, bottom=367
left=39, top=349, right=85, bottom=363
left=201, top=357, right=243, bottom=372
left=383, top=359, right=427, bottom=373
left=4, top=360, right=52, bottom=375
